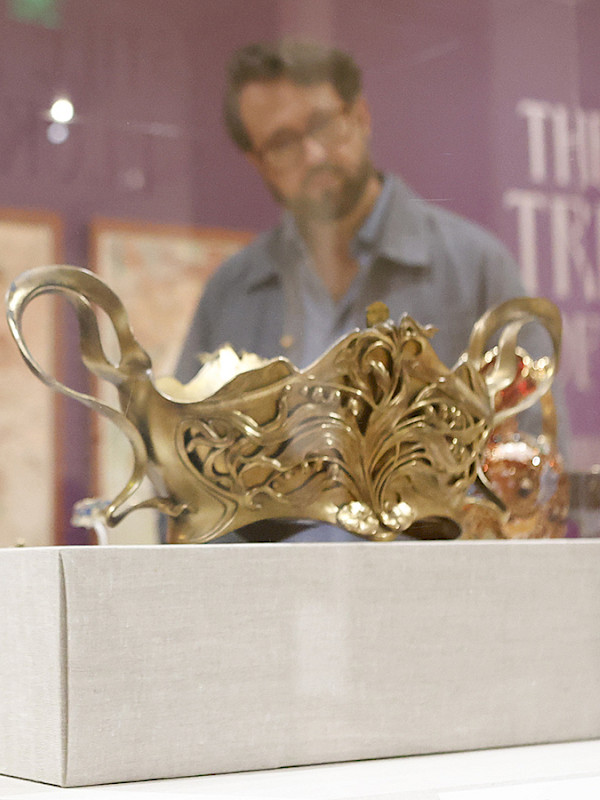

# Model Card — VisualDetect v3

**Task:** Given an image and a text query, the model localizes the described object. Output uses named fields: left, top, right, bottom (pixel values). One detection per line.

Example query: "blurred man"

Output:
left=176, top=40, right=548, bottom=542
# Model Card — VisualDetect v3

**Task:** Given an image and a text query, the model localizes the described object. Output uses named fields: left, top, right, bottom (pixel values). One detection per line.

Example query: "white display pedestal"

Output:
left=1, top=541, right=599, bottom=787
left=1, top=739, right=600, bottom=798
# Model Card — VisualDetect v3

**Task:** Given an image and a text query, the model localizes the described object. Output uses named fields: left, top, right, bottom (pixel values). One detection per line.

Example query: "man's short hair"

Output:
left=224, top=40, right=363, bottom=152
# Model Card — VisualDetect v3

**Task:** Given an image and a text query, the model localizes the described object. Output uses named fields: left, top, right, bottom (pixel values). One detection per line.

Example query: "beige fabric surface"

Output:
left=1, top=541, right=600, bottom=787
left=0, top=549, right=66, bottom=785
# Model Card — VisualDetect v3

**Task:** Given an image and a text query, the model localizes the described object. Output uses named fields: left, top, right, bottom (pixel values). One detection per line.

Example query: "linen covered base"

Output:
left=1, top=540, right=599, bottom=787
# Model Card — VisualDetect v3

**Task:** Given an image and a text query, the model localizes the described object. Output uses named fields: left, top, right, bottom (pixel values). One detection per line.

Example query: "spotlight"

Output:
left=49, top=97, right=74, bottom=124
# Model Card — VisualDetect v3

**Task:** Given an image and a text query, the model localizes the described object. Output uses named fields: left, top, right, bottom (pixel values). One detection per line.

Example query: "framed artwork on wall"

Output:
left=0, top=208, right=63, bottom=547
left=89, top=217, right=254, bottom=543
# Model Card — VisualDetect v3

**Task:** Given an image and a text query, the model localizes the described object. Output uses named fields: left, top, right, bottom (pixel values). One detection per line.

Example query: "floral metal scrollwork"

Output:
left=6, top=266, right=562, bottom=543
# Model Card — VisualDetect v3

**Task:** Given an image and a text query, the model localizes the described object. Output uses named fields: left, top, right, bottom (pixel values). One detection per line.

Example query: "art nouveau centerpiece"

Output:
left=6, top=265, right=564, bottom=543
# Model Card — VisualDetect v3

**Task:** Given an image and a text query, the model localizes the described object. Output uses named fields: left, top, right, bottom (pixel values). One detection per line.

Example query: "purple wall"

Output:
left=1, top=0, right=598, bottom=541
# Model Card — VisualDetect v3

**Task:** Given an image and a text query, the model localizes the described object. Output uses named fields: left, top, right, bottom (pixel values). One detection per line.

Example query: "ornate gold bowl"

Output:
left=6, top=266, right=562, bottom=543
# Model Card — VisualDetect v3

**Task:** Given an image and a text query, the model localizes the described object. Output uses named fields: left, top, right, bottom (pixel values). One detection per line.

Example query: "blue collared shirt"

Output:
left=174, top=175, right=555, bottom=542
left=177, top=174, right=530, bottom=378
left=281, top=175, right=396, bottom=368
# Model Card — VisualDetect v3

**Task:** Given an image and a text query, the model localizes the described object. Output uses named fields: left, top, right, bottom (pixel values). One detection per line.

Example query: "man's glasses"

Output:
left=255, top=106, right=354, bottom=169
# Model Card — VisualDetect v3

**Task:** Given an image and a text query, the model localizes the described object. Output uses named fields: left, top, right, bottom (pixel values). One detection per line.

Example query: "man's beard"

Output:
left=269, top=157, right=375, bottom=223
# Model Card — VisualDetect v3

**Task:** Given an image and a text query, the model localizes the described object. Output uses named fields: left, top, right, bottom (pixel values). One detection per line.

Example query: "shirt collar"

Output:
left=355, top=174, right=431, bottom=267
left=245, top=173, right=431, bottom=290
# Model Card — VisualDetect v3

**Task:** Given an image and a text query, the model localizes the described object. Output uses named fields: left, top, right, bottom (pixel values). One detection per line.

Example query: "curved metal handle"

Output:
left=5, top=265, right=181, bottom=527
left=7, top=264, right=153, bottom=384
left=466, top=296, right=562, bottom=427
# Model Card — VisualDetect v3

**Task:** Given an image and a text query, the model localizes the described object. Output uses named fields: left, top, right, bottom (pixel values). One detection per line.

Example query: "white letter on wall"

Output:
left=550, top=104, right=590, bottom=190
left=503, top=189, right=547, bottom=293
left=516, top=99, right=551, bottom=184
left=561, top=310, right=600, bottom=392
left=550, top=194, right=597, bottom=301
left=590, top=111, right=600, bottom=190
